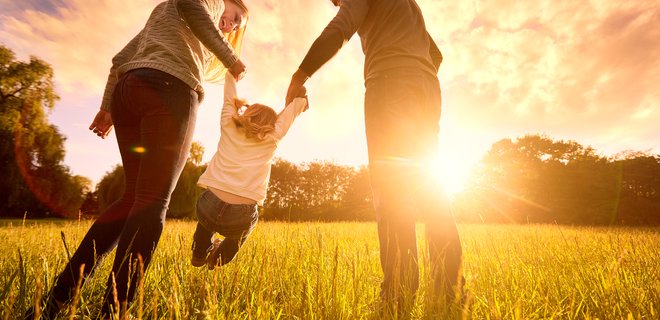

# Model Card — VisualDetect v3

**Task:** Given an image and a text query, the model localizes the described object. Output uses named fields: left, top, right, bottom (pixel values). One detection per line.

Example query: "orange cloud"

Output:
left=1, top=0, right=657, bottom=183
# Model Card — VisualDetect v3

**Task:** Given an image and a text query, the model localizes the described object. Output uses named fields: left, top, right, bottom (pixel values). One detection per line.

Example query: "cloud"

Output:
left=0, top=0, right=160, bottom=94
left=419, top=0, right=660, bottom=154
left=1, top=0, right=658, bottom=182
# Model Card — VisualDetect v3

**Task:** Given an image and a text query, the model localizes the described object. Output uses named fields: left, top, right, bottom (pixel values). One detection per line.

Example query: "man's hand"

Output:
left=286, top=68, right=309, bottom=106
left=89, top=109, right=113, bottom=139
left=229, top=59, right=246, bottom=80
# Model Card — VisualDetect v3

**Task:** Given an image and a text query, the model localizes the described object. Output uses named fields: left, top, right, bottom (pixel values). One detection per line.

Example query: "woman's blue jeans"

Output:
left=51, top=68, right=199, bottom=315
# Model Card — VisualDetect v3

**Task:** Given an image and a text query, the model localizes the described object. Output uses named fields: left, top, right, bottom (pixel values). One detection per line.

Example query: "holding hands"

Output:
left=286, top=69, right=310, bottom=108
left=294, top=85, right=309, bottom=111
left=229, top=59, right=247, bottom=81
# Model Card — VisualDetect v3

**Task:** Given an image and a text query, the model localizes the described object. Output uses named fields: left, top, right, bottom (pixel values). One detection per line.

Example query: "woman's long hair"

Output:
left=232, top=98, right=277, bottom=140
left=205, top=0, right=249, bottom=83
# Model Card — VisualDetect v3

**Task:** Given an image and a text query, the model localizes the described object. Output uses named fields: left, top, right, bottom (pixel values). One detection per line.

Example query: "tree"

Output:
left=454, top=134, right=655, bottom=225
left=96, top=165, right=125, bottom=213
left=263, top=159, right=373, bottom=221
left=94, top=142, right=207, bottom=219
left=0, top=44, right=89, bottom=217
left=262, top=158, right=302, bottom=220
left=168, top=142, right=206, bottom=218
left=611, top=151, right=660, bottom=224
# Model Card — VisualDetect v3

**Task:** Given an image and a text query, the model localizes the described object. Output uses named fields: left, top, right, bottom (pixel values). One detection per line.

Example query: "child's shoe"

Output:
left=206, top=238, right=223, bottom=270
left=191, top=252, right=207, bottom=267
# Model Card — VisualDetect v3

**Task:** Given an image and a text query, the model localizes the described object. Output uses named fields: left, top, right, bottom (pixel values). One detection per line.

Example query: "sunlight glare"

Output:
left=429, top=154, right=474, bottom=197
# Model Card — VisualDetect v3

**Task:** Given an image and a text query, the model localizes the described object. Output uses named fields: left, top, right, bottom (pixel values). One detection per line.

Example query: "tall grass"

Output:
left=0, top=220, right=657, bottom=319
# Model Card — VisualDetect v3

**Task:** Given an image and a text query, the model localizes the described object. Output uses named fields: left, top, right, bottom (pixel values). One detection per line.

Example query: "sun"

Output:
left=428, top=155, right=474, bottom=197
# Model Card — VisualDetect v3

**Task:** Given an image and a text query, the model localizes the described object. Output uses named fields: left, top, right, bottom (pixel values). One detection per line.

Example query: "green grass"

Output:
left=0, top=220, right=658, bottom=319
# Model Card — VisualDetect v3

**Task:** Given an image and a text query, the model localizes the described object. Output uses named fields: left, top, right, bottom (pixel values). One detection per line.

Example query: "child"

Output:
left=191, top=71, right=308, bottom=269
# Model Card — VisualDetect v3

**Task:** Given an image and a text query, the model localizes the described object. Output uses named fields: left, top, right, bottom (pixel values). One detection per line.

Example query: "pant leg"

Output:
left=421, top=187, right=462, bottom=294
left=202, top=194, right=259, bottom=266
left=48, top=73, right=144, bottom=308
left=413, top=75, right=463, bottom=294
left=365, top=72, right=426, bottom=298
left=100, top=68, right=199, bottom=314
left=192, top=190, right=223, bottom=258
left=364, top=71, right=462, bottom=300
left=192, top=222, right=214, bottom=258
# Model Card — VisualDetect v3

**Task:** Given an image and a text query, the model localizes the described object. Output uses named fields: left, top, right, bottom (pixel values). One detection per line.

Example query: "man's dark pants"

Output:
left=364, top=70, right=462, bottom=301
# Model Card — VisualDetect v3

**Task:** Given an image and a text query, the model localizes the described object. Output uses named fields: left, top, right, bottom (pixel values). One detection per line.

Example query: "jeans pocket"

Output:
left=219, top=206, right=257, bottom=239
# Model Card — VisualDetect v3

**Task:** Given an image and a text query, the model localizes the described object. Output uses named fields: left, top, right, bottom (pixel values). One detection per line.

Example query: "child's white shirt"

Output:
left=197, top=73, right=307, bottom=205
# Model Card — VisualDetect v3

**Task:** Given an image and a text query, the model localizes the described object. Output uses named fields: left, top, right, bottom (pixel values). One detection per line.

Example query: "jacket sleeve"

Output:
left=428, top=32, right=443, bottom=73
left=176, top=0, right=238, bottom=68
left=299, top=0, right=369, bottom=77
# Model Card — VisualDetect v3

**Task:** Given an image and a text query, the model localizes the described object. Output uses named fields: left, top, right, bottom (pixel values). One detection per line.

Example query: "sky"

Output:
left=1, top=0, right=659, bottom=188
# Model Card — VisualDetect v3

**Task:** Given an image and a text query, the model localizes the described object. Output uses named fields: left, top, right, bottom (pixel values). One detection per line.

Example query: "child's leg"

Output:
left=192, top=222, right=214, bottom=259
left=208, top=204, right=259, bottom=267
left=191, top=190, right=223, bottom=266
left=218, top=235, right=247, bottom=265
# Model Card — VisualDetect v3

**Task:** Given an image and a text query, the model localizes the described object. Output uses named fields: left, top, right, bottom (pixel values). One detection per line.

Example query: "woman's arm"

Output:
left=176, top=0, right=239, bottom=68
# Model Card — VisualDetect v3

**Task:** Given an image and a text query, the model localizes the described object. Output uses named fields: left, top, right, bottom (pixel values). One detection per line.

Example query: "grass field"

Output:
left=0, top=220, right=658, bottom=319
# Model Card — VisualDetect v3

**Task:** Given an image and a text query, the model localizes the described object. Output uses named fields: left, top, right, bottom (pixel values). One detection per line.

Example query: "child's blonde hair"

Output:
left=232, top=98, right=277, bottom=140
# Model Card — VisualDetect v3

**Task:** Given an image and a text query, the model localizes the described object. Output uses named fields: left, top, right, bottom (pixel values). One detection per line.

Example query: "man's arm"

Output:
left=298, top=0, right=369, bottom=77
left=286, top=0, right=369, bottom=105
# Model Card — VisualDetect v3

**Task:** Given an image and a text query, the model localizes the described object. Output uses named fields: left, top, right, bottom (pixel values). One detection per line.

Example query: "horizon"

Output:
left=1, top=0, right=658, bottom=186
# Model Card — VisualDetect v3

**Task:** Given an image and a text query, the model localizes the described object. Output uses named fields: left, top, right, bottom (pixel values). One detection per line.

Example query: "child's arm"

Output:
left=220, top=72, right=239, bottom=124
left=176, top=0, right=239, bottom=70
left=273, top=90, right=308, bottom=139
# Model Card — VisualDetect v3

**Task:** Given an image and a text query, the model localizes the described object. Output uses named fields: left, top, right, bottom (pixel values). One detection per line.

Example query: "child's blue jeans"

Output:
left=192, top=189, right=259, bottom=265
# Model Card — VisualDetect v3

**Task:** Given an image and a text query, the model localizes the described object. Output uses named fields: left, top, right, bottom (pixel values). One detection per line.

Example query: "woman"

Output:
left=28, top=0, right=249, bottom=318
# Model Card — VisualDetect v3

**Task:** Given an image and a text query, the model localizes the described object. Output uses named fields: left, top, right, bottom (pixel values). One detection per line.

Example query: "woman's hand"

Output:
left=89, top=109, right=113, bottom=139
left=229, top=59, right=246, bottom=80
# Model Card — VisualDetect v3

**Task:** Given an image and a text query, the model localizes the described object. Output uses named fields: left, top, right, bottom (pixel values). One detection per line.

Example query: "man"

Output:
left=286, top=0, right=463, bottom=307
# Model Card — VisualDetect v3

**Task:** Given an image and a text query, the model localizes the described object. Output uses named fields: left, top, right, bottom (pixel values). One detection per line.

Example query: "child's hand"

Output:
left=296, top=86, right=307, bottom=98
left=229, top=59, right=246, bottom=80
left=296, top=86, right=309, bottom=111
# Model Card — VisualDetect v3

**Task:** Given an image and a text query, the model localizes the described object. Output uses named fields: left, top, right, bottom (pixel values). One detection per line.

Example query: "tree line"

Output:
left=80, top=149, right=375, bottom=222
left=2, top=44, right=659, bottom=225
left=1, top=45, right=90, bottom=218
left=452, top=135, right=660, bottom=225
left=81, top=135, right=658, bottom=225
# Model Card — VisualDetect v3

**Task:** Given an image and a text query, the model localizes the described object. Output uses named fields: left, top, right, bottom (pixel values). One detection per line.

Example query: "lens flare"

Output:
left=132, top=146, right=146, bottom=153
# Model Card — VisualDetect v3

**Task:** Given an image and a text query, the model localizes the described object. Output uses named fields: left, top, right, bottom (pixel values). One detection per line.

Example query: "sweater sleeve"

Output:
left=428, top=32, right=443, bottom=73
left=272, top=97, right=306, bottom=140
left=176, top=0, right=238, bottom=68
left=299, top=0, right=369, bottom=77
left=100, top=30, right=144, bottom=111
left=221, top=72, right=239, bottom=125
